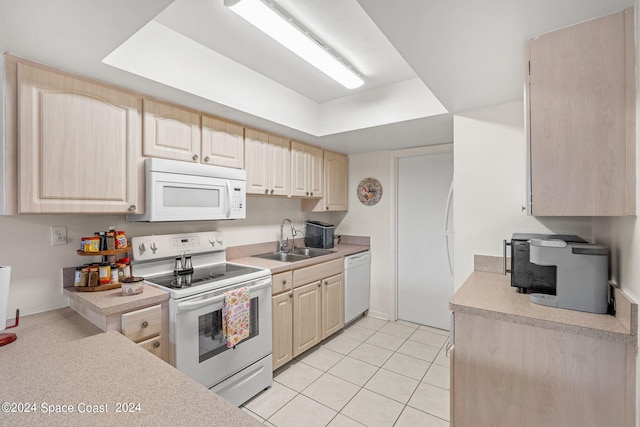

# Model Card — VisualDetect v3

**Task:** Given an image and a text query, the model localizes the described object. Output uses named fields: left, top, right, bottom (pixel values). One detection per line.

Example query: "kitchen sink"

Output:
left=252, top=248, right=335, bottom=262
left=289, top=248, right=335, bottom=257
left=253, top=252, right=310, bottom=262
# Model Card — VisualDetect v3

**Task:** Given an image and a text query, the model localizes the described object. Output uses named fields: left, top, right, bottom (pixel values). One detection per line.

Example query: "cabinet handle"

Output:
left=289, top=293, right=293, bottom=298
left=270, top=189, right=274, bottom=195
left=128, top=205, right=137, bottom=212
left=141, top=321, right=149, bottom=329
left=282, top=279, right=287, bottom=284
left=306, top=192, right=309, bottom=196
left=317, top=283, right=321, bottom=287
left=204, top=156, right=210, bottom=163
left=192, top=154, right=199, bottom=161
left=153, top=341, right=160, bottom=349
left=264, top=189, right=269, bottom=195
left=326, top=206, right=329, bottom=210
left=310, top=192, right=313, bottom=196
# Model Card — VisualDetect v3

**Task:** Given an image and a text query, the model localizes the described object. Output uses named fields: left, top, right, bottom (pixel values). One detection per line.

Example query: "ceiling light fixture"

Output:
left=224, top=0, right=364, bottom=89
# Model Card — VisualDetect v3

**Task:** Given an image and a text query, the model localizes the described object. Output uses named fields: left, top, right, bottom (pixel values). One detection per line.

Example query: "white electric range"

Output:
left=131, top=231, right=272, bottom=406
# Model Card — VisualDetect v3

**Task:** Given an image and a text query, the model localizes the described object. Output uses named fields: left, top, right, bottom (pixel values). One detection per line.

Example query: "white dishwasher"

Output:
left=344, top=250, right=371, bottom=324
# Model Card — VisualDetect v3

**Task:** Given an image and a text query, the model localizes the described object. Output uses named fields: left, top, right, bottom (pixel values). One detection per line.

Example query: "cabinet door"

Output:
left=245, top=128, right=271, bottom=195
left=290, top=141, right=323, bottom=198
left=290, top=141, right=308, bottom=197
left=18, top=63, right=142, bottom=214
left=322, top=273, right=344, bottom=340
left=292, top=281, right=322, bottom=357
left=528, top=9, right=635, bottom=216
left=272, top=291, right=293, bottom=370
left=268, top=134, right=291, bottom=196
left=324, top=151, right=348, bottom=211
left=201, top=115, right=244, bottom=169
left=307, top=144, right=324, bottom=198
left=143, top=99, right=201, bottom=163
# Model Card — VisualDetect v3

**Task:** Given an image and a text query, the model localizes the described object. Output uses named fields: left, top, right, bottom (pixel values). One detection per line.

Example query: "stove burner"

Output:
left=146, top=263, right=265, bottom=290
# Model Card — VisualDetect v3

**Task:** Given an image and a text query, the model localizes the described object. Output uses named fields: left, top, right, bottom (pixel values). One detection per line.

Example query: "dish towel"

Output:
left=222, top=286, right=250, bottom=348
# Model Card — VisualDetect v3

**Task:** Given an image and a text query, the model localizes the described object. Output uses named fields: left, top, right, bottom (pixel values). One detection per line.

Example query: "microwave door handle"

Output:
left=225, top=180, right=232, bottom=218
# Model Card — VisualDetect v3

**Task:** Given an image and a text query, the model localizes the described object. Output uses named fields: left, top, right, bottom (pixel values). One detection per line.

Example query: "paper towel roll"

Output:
left=0, top=266, right=11, bottom=332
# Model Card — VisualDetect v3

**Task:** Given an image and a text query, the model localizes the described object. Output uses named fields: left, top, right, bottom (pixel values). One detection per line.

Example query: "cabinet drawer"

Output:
left=272, top=271, right=293, bottom=295
left=293, top=258, right=343, bottom=288
left=138, top=335, right=162, bottom=358
left=121, top=305, right=161, bottom=343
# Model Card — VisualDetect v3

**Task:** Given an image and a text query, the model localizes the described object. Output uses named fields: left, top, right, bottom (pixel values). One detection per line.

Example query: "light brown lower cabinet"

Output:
left=271, top=259, right=344, bottom=370
left=452, top=312, right=635, bottom=426
left=292, top=281, right=323, bottom=357
left=272, top=290, right=294, bottom=370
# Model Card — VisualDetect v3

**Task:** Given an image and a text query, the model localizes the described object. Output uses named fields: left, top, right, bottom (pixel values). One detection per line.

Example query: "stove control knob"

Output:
left=209, top=237, right=215, bottom=247
left=216, top=237, right=223, bottom=245
left=150, top=242, right=158, bottom=253
left=138, top=243, right=147, bottom=254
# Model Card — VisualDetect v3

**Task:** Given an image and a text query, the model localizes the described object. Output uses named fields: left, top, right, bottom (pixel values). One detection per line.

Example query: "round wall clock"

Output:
left=357, top=178, right=383, bottom=206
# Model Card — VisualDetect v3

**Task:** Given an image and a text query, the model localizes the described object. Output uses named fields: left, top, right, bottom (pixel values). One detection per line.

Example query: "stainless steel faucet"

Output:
left=279, top=218, right=297, bottom=252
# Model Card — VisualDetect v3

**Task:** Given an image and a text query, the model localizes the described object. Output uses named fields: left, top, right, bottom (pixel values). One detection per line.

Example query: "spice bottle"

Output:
left=115, top=231, right=127, bottom=249
left=98, top=262, right=111, bottom=285
left=74, top=267, right=82, bottom=287
left=88, top=267, right=99, bottom=287
left=110, top=264, right=120, bottom=284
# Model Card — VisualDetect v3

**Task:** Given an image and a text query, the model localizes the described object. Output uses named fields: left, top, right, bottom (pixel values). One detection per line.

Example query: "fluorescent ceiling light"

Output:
left=225, top=0, right=364, bottom=89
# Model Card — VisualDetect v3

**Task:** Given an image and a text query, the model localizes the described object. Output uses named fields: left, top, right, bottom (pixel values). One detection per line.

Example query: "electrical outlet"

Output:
left=51, top=225, right=67, bottom=246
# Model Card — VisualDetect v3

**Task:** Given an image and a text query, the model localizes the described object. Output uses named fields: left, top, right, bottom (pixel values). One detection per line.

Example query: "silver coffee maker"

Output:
left=528, top=239, right=609, bottom=314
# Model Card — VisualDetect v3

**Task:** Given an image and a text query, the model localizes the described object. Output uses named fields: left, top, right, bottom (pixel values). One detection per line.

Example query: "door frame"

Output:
left=388, top=143, right=453, bottom=322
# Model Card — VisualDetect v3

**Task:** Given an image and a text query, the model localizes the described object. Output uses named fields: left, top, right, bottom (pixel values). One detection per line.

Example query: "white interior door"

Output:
left=397, top=152, right=453, bottom=330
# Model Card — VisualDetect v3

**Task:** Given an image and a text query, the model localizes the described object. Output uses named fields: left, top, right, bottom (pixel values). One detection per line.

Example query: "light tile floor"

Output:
left=242, top=316, right=451, bottom=427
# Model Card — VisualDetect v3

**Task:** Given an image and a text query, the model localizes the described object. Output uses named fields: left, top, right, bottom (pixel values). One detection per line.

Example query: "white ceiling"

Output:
left=0, top=0, right=634, bottom=154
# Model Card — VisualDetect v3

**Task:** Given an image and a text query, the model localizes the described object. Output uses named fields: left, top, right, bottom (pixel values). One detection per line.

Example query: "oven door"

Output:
left=170, top=277, right=272, bottom=389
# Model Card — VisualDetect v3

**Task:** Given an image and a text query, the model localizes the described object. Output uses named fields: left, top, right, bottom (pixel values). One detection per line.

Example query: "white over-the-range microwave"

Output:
left=127, top=158, right=246, bottom=222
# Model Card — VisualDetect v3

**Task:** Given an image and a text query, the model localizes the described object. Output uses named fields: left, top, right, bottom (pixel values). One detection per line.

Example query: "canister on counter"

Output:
left=122, top=276, right=144, bottom=295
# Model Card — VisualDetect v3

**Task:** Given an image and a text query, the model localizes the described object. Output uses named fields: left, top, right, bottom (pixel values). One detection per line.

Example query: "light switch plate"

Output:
left=51, top=225, right=67, bottom=246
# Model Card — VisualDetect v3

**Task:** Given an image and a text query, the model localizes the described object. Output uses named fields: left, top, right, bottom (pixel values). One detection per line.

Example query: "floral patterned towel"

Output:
left=222, top=286, right=250, bottom=348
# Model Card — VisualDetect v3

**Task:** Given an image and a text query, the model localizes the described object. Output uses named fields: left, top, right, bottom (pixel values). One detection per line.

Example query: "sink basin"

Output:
left=252, top=248, right=335, bottom=262
left=253, top=252, right=310, bottom=262
left=289, top=248, right=336, bottom=257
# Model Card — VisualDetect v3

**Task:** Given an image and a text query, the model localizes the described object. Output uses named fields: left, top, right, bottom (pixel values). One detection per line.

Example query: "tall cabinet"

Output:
left=527, top=7, right=635, bottom=216
left=17, top=62, right=143, bottom=214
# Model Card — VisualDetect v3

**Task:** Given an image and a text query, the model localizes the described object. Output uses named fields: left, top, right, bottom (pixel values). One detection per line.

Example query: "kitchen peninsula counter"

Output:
left=0, top=308, right=261, bottom=427
left=450, top=271, right=637, bottom=344
left=450, top=270, right=637, bottom=426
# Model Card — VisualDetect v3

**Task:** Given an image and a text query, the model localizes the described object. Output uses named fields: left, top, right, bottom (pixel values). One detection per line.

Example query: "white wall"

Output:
left=452, top=101, right=591, bottom=289
left=337, top=151, right=392, bottom=319
left=0, top=197, right=342, bottom=317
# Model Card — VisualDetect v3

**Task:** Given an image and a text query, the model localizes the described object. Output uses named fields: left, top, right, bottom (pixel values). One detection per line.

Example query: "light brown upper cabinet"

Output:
left=143, top=100, right=244, bottom=169
left=528, top=7, right=635, bottom=216
left=290, top=141, right=323, bottom=198
left=244, top=128, right=290, bottom=196
left=17, top=62, right=143, bottom=214
left=142, top=99, right=201, bottom=162
left=302, top=150, right=348, bottom=211
left=201, top=116, right=244, bottom=169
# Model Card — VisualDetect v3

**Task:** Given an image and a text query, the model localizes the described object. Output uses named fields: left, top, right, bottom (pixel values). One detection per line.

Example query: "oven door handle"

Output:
left=175, top=277, right=271, bottom=313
